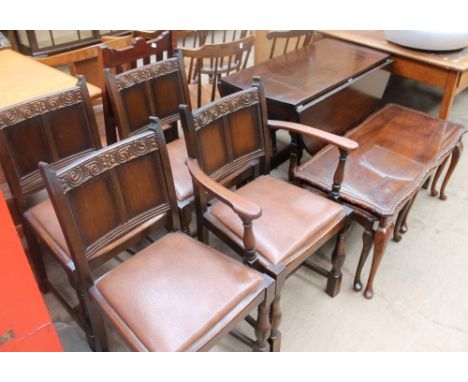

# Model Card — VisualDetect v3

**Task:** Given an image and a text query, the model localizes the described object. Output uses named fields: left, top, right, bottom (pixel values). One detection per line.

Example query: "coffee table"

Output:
left=293, top=104, right=466, bottom=299
left=218, top=38, right=391, bottom=174
left=321, top=30, right=468, bottom=119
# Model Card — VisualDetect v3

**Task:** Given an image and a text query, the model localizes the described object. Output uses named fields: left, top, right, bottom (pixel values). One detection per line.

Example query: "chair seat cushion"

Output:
left=167, top=138, right=193, bottom=202
left=94, top=232, right=264, bottom=352
left=24, top=198, right=72, bottom=268
left=210, top=175, right=345, bottom=267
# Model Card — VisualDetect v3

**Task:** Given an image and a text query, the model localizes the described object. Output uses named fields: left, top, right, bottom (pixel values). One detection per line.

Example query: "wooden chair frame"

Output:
left=180, top=77, right=358, bottom=351
left=181, top=35, right=255, bottom=108
left=39, top=125, right=275, bottom=352
left=98, top=32, right=175, bottom=144
left=266, top=30, right=315, bottom=59
left=0, top=77, right=103, bottom=345
left=104, top=50, right=194, bottom=234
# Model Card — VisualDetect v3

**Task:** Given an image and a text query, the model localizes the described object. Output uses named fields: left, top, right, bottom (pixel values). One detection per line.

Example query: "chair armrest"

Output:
left=186, top=158, right=262, bottom=265
left=186, top=158, right=262, bottom=220
left=268, top=120, right=359, bottom=152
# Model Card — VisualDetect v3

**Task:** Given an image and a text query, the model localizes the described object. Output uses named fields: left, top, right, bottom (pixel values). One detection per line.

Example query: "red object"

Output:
left=0, top=191, right=62, bottom=351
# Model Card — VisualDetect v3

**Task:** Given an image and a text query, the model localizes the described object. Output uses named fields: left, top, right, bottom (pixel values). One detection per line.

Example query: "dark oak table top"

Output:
left=295, top=104, right=466, bottom=216
left=219, top=38, right=390, bottom=111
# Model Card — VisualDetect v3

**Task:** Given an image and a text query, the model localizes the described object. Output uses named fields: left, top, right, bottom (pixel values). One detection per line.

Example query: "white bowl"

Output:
left=384, top=30, right=468, bottom=51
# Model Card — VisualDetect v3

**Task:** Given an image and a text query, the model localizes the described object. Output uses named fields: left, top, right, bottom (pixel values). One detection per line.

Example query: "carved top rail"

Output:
left=114, top=57, right=180, bottom=91
left=57, top=133, right=158, bottom=193
left=0, top=87, right=83, bottom=128
left=192, top=88, right=260, bottom=131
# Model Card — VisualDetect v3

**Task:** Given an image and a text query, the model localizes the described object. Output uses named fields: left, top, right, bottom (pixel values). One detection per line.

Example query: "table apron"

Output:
left=390, top=56, right=452, bottom=89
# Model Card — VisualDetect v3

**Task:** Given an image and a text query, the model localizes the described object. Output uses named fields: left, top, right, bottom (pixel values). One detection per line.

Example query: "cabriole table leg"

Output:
left=364, top=219, right=394, bottom=299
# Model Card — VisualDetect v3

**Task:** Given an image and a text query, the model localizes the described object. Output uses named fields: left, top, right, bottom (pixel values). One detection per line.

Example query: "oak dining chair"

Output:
left=179, top=77, right=358, bottom=351
left=98, top=32, right=175, bottom=144
left=39, top=124, right=276, bottom=352
left=0, top=77, right=102, bottom=344
left=104, top=50, right=194, bottom=234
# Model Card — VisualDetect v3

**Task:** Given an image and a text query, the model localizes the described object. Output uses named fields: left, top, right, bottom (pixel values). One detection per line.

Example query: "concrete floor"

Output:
left=45, top=75, right=468, bottom=351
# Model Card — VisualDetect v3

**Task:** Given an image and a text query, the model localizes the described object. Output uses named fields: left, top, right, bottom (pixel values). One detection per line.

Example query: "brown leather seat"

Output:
left=210, top=175, right=345, bottom=267
left=24, top=198, right=73, bottom=269
left=92, top=232, right=264, bottom=351
left=166, top=138, right=193, bottom=201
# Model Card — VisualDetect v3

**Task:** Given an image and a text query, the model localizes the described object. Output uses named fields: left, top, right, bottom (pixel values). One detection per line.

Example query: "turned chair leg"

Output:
left=440, top=142, right=462, bottom=201
left=353, top=228, right=374, bottom=292
left=22, top=222, right=49, bottom=294
left=326, top=227, right=346, bottom=297
left=269, top=294, right=282, bottom=352
left=254, top=301, right=271, bottom=352
left=75, top=288, right=97, bottom=350
left=180, top=207, right=192, bottom=235
left=87, top=297, right=109, bottom=352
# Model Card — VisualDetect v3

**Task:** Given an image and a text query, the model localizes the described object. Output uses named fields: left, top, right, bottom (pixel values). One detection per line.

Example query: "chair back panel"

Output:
left=182, top=82, right=270, bottom=182
left=43, top=127, right=178, bottom=263
left=105, top=52, right=190, bottom=138
left=0, top=77, right=101, bottom=201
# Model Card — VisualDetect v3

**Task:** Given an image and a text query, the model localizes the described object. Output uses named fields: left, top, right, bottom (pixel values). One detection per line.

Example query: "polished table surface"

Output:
left=321, top=31, right=468, bottom=119
left=219, top=38, right=390, bottom=113
left=0, top=49, right=101, bottom=110
left=296, top=104, right=465, bottom=216
left=322, top=30, right=468, bottom=71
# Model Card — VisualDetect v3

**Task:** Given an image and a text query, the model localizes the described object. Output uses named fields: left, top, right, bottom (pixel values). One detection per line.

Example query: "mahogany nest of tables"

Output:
left=294, top=103, right=466, bottom=299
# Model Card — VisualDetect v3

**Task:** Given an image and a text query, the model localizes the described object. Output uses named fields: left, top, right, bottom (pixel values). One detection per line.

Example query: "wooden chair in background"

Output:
left=39, top=125, right=276, bottom=352
left=104, top=50, right=194, bottom=234
left=266, top=30, right=315, bottom=59
left=98, top=31, right=174, bottom=144
left=0, top=77, right=102, bottom=344
left=179, top=78, right=358, bottom=351
left=181, top=34, right=255, bottom=108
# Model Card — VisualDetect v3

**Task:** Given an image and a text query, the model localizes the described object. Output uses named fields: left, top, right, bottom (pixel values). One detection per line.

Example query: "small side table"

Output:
left=294, top=104, right=466, bottom=299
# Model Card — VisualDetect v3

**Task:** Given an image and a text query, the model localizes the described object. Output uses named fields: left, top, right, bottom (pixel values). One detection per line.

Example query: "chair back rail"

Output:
left=181, top=35, right=255, bottom=108
left=267, top=30, right=315, bottom=59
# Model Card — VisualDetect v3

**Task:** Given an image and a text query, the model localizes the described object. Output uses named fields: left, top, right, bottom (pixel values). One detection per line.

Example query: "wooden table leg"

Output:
left=440, top=141, right=463, bottom=200
left=430, top=156, right=449, bottom=197
left=394, top=200, right=411, bottom=242
left=353, top=226, right=374, bottom=292
left=439, top=70, right=459, bottom=119
left=400, top=192, right=418, bottom=234
left=364, top=219, right=394, bottom=299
